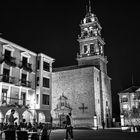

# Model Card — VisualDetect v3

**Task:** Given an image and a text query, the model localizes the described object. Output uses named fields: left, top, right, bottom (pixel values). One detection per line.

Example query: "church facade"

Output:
left=51, top=6, right=112, bottom=128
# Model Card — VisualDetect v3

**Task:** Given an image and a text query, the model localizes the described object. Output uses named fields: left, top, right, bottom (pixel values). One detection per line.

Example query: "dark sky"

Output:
left=0, top=0, right=140, bottom=117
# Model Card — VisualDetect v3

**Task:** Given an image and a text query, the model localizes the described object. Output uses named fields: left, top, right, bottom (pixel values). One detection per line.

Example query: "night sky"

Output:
left=0, top=0, right=140, bottom=118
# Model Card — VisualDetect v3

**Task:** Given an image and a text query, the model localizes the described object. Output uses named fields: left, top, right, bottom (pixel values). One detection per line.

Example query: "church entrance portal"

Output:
left=59, top=114, right=66, bottom=128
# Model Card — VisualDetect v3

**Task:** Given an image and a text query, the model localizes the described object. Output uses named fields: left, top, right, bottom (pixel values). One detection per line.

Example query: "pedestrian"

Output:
left=102, top=120, right=105, bottom=130
left=64, top=113, right=74, bottom=140
left=41, top=123, right=51, bottom=140
left=8, top=109, right=17, bottom=130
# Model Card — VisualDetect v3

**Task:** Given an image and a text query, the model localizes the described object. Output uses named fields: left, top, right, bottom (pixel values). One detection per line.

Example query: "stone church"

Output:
left=51, top=5, right=112, bottom=128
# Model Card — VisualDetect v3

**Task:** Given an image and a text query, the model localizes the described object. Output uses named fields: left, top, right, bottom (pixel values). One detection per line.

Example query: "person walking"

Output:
left=64, top=113, right=74, bottom=140
left=41, top=123, right=51, bottom=140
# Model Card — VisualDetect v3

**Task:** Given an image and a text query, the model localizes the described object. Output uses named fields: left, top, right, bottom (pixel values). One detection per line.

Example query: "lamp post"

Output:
left=120, top=114, right=127, bottom=131
left=93, top=114, right=98, bottom=130
left=120, top=114, right=124, bottom=127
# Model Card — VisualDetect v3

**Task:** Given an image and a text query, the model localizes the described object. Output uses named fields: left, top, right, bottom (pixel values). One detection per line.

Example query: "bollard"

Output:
left=134, top=127, right=137, bottom=132
left=131, top=126, right=134, bottom=132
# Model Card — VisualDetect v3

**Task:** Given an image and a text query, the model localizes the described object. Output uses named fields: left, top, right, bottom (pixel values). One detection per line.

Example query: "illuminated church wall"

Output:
left=52, top=66, right=102, bottom=127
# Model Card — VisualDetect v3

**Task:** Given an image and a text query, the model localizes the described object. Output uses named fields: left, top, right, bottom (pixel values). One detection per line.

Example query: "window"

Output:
left=22, top=57, right=27, bottom=65
left=2, top=89, right=8, bottom=104
left=4, top=49, right=11, bottom=58
left=61, top=102, right=64, bottom=106
left=42, top=94, right=49, bottom=105
left=37, top=60, right=40, bottom=70
left=37, top=77, right=39, bottom=86
left=43, top=77, right=50, bottom=88
left=90, top=44, right=94, bottom=54
left=3, top=68, right=10, bottom=82
left=36, top=94, right=39, bottom=104
left=43, top=61, right=50, bottom=72
left=84, top=45, right=88, bottom=53
left=133, top=94, right=137, bottom=100
left=21, top=73, right=27, bottom=85
left=122, top=104, right=128, bottom=110
left=21, top=92, right=26, bottom=106
left=106, top=101, right=108, bottom=106
left=121, top=97, right=128, bottom=103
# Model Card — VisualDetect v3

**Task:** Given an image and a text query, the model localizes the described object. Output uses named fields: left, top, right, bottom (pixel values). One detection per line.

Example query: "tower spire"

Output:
left=89, top=0, right=91, bottom=13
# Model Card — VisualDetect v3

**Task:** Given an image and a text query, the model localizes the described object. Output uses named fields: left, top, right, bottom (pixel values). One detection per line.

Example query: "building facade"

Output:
left=51, top=7, right=112, bottom=128
left=118, top=86, right=140, bottom=126
left=0, top=37, right=54, bottom=124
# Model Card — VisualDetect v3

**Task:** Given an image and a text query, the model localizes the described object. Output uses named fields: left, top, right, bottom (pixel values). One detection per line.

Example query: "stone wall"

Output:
left=52, top=66, right=99, bottom=128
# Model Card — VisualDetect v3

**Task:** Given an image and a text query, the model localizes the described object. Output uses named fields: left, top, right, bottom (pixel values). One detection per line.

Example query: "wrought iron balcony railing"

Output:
left=0, top=75, right=15, bottom=84
left=0, top=97, right=30, bottom=109
left=4, top=55, right=17, bottom=67
left=19, top=61, right=32, bottom=72
left=0, top=75, right=32, bottom=88
left=20, top=80, right=31, bottom=88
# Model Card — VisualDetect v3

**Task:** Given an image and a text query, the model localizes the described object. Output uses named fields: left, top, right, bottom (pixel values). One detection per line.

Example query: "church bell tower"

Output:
left=77, top=2, right=108, bottom=74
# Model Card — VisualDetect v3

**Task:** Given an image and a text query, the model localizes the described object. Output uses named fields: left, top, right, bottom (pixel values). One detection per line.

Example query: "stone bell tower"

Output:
left=77, top=1, right=112, bottom=127
left=77, top=1, right=108, bottom=74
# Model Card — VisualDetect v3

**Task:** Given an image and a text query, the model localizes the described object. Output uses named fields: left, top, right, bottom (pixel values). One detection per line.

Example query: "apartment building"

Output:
left=0, top=37, right=54, bottom=124
left=118, top=86, right=140, bottom=126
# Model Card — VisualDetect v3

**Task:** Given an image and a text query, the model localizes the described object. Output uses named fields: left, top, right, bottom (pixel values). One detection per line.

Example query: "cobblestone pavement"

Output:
left=50, top=128, right=140, bottom=140
left=0, top=128, right=139, bottom=140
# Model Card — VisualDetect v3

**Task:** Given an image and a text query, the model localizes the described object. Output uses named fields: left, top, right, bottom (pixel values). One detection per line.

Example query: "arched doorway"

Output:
left=38, top=112, right=45, bottom=123
left=0, top=111, right=4, bottom=123
left=22, top=110, right=33, bottom=123
left=59, top=114, right=66, bottom=128
left=5, top=109, right=19, bottom=124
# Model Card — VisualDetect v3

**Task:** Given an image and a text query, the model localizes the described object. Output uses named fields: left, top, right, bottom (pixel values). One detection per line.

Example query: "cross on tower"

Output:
left=79, top=103, right=88, bottom=113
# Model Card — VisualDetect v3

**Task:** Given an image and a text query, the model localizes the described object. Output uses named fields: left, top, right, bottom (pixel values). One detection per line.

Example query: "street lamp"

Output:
left=120, top=114, right=124, bottom=127
left=93, top=114, right=98, bottom=130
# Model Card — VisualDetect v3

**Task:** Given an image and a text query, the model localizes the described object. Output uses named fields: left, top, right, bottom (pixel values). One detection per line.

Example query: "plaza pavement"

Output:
left=49, top=128, right=140, bottom=140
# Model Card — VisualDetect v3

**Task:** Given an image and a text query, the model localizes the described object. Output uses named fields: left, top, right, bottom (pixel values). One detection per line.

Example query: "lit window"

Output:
left=2, top=89, right=8, bottom=104
left=122, top=104, right=128, bottom=109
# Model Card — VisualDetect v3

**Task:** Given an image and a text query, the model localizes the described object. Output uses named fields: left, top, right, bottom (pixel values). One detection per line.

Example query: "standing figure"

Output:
left=102, top=120, right=105, bottom=130
left=8, top=109, right=17, bottom=130
left=64, top=113, right=74, bottom=140
left=41, top=123, right=51, bottom=140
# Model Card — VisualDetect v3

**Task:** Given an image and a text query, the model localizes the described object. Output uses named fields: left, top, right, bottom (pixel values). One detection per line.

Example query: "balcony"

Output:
left=0, top=54, right=4, bottom=64
left=0, top=97, right=30, bottom=109
left=4, top=55, right=17, bottom=67
left=20, top=80, right=31, bottom=88
left=0, top=75, right=15, bottom=84
left=19, top=61, right=32, bottom=72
